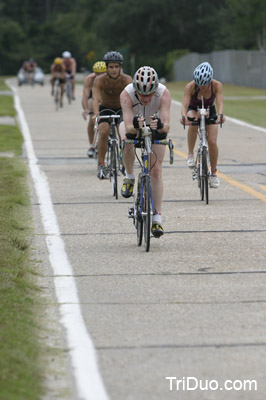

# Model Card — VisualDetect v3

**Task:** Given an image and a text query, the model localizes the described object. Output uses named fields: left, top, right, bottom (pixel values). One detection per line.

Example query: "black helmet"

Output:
left=103, top=51, right=123, bottom=64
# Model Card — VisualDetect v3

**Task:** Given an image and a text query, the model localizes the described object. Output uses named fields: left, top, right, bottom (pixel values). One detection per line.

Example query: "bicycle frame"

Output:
left=193, top=101, right=210, bottom=180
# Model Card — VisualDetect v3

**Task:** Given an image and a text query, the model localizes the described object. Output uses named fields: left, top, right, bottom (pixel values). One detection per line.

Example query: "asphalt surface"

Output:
left=14, top=80, right=266, bottom=400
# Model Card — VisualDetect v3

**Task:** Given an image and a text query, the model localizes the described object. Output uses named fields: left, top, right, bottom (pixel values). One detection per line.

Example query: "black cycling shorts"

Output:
left=98, top=106, right=122, bottom=124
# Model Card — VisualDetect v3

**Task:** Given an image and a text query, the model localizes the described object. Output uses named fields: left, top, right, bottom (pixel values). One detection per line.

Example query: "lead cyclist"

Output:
left=120, top=66, right=171, bottom=238
left=180, top=62, right=226, bottom=188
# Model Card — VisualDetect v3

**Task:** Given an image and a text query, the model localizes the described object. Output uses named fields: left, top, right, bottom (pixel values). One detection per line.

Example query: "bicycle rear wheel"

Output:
left=202, top=147, right=209, bottom=204
left=143, top=175, right=151, bottom=252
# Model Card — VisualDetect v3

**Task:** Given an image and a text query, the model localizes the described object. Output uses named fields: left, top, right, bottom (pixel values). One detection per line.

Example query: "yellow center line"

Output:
left=217, top=172, right=266, bottom=203
left=171, top=140, right=266, bottom=204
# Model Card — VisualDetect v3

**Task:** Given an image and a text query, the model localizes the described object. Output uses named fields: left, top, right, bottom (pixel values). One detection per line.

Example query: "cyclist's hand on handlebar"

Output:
left=82, top=110, right=89, bottom=120
left=150, top=115, right=164, bottom=131
left=133, top=114, right=144, bottom=129
left=217, top=113, right=225, bottom=124
left=180, top=115, right=188, bottom=127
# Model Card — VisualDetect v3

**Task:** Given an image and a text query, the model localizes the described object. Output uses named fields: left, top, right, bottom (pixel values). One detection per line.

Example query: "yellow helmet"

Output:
left=54, top=57, right=63, bottom=65
left=93, top=61, right=107, bottom=73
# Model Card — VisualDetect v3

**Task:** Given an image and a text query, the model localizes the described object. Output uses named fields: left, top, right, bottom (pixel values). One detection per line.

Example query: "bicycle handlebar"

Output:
left=122, top=138, right=174, bottom=165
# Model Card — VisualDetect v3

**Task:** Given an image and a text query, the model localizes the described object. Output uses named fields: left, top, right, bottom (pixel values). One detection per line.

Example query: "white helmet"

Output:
left=193, top=62, right=213, bottom=86
left=133, top=66, right=159, bottom=95
left=62, top=51, right=72, bottom=58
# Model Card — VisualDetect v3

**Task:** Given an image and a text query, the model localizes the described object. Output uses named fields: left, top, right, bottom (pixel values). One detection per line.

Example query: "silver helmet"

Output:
left=133, top=66, right=159, bottom=95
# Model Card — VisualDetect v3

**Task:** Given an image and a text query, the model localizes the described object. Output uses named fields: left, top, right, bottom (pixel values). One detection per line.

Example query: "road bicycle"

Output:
left=182, top=97, right=222, bottom=204
left=122, top=120, right=174, bottom=252
left=65, top=73, right=73, bottom=104
left=95, top=109, right=122, bottom=199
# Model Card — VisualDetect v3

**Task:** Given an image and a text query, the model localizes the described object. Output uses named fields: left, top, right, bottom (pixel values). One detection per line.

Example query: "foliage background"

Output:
left=0, top=0, right=265, bottom=77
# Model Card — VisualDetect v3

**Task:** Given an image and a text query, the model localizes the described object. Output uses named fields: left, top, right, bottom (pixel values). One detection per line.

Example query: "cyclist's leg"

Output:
left=150, top=144, right=165, bottom=215
left=87, top=99, right=95, bottom=144
left=51, top=77, right=55, bottom=95
left=71, top=76, right=75, bottom=97
left=120, top=121, right=135, bottom=174
left=206, top=124, right=218, bottom=173
left=59, top=80, right=65, bottom=106
left=120, top=121, right=135, bottom=197
left=187, top=109, right=198, bottom=154
left=97, top=121, right=110, bottom=164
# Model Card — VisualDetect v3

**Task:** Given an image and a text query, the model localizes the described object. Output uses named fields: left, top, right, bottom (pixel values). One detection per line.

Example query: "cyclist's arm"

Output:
left=71, top=58, right=77, bottom=76
left=215, top=81, right=225, bottom=122
left=181, top=82, right=193, bottom=119
left=120, top=90, right=136, bottom=134
left=82, top=76, right=92, bottom=110
left=81, top=76, right=93, bottom=119
left=152, top=88, right=171, bottom=134
left=50, top=64, right=56, bottom=77
left=92, top=77, right=102, bottom=116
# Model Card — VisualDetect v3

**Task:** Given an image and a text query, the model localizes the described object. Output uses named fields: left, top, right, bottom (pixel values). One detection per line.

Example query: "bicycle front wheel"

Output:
left=110, top=143, right=118, bottom=199
left=202, top=147, right=209, bottom=204
left=143, top=175, right=151, bottom=252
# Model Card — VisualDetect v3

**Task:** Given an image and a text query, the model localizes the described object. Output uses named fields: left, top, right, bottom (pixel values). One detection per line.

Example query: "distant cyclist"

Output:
left=92, top=51, right=132, bottom=179
left=180, top=61, right=225, bottom=188
left=62, top=51, right=77, bottom=100
left=120, top=66, right=171, bottom=238
left=50, top=57, right=66, bottom=107
left=22, top=58, right=37, bottom=84
left=81, top=61, right=107, bottom=158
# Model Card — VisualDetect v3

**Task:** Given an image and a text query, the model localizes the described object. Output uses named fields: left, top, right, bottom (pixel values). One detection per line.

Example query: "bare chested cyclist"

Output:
left=81, top=61, right=107, bottom=158
left=92, top=51, right=132, bottom=179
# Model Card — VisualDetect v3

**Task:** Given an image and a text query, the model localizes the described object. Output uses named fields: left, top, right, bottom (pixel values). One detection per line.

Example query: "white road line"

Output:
left=172, top=99, right=266, bottom=133
left=9, top=83, right=109, bottom=400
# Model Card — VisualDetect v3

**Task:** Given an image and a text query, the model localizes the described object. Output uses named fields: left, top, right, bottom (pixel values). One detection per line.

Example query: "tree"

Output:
left=217, top=0, right=266, bottom=50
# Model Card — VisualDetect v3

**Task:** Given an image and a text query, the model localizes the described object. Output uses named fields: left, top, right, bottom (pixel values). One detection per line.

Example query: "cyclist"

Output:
left=82, top=61, right=107, bottom=158
left=92, top=51, right=132, bottom=179
left=50, top=57, right=66, bottom=107
left=62, top=51, right=77, bottom=100
left=22, top=58, right=37, bottom=84
left=180, top=61, right=225, bottom=188
left=120, top=66, right=171, bottom=238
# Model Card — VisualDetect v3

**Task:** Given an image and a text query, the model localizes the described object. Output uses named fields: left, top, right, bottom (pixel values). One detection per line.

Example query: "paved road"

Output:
left=14, top=81, right=266, bottom=400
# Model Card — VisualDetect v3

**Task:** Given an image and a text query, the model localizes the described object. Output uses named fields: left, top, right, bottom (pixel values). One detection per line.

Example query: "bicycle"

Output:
left=182, top=97, right=222, bottom=204
left=122, top=119, right=174, bottom=252
left=95, top=109, right=122, bottom=199
left=65, top=73, right=73, bottom=104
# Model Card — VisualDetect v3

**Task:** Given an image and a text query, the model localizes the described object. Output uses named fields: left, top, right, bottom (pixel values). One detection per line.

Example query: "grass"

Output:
left=0, top=125, right=23, bottom=156
left=0, top=77, right=10, bottom=91
left=0, top=96, right=17, bottom=117
left=166, top=81, right=266, bottom=128
left=0, top=78, right=43, bottom=399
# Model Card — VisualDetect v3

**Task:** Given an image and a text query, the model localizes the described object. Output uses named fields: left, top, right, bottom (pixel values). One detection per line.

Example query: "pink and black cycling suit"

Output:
left=188, top=81, right=217, bottom=121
